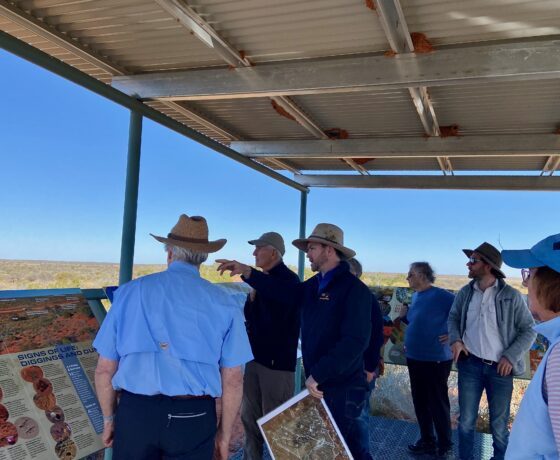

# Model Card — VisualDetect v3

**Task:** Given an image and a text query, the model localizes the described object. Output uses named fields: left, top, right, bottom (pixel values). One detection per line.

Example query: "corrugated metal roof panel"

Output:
left=294, top=91, right=426, bottom=138
left=4, top=0, right=560, bottom=181
left=190, top=98, right=314, bottom=140
left=190, top=0, right=389, bottom=62
left=9, top=0, right=224, bottom=72
left=0, top=18, right=115, bottom=82
left=401, top=0, right=560, bottom=46
left=145, top=100, right=232, bottom=144
left=431, top=80, right=560, bottom=135
left=7, top=0, right=391, bottom=73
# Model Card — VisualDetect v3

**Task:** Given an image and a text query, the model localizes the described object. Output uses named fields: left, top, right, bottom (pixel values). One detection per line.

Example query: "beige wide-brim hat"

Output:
left=151, top=214, right=226, bottom=253
left=463, top=241, right=506, bottom=278
left=292, top=223, right=356, bottom=259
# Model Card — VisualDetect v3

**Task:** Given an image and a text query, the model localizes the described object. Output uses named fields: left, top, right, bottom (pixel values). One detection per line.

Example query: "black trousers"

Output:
left=407, top=358, right=453, bottom=449
left=113, top=390, right=217, bottom=460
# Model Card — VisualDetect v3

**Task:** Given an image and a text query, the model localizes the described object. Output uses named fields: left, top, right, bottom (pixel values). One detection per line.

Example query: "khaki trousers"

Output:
left=241, top=360, right=294, bottom=459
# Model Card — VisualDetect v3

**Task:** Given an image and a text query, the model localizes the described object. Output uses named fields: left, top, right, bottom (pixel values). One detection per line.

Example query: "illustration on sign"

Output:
left=0, top=293, right=105, bottom=459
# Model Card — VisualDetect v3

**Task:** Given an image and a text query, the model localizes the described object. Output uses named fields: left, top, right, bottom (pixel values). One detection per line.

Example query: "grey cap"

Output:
left=248, top=232, right=285, bottom=256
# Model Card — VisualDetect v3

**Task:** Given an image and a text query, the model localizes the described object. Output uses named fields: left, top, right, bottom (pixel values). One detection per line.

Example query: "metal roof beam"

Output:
left=294, top=175, right=560, bottom=191
left=266, top=158, right=302, bottom=175
left=231, top=135, right=560, bottom=158
left=112, top=39, right=560, bottom=100
left=154, top=0, right=328, bottom=140
left=542, top=155, right=560, bottom=176
left=550, top=157, right=560, bottom=176
left=0, top=30, right=307, bottom=192
left=436, top=157, right=454, bottom=176
left=342, top=159, right=370, bottom=175
left=154, top=0, right=250, bottom=68
left=374, top=0, right=414, bottom=53
left=374, top=1, right=440, bottom=137
left=269, top=96, right=328, bottom=139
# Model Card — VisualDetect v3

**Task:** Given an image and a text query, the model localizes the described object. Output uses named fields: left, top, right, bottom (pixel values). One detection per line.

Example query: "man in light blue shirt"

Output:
left=93, top=214, right=253, bottom=460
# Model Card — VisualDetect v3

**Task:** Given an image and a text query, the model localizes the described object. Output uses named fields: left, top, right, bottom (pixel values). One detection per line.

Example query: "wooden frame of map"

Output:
left=257, top=389, right=352, bottom=459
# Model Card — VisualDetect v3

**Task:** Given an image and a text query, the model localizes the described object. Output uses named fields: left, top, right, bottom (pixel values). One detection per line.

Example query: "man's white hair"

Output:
left=269, top=246, right=283, bottom=260
left=165, top=244, right=208, bottom=266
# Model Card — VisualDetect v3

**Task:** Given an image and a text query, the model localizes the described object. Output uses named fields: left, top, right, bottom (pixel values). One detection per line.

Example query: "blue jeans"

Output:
left=457, top=355, right=513, bottom=460
left=323, top=383, right=373, bottom=460
left=360, top=377, right=377, bottom=418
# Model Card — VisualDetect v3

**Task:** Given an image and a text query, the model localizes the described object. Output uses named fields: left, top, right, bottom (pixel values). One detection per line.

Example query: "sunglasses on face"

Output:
left=468, top=257, right=482, bottom=264
left=521, top=268, right=531, bottom=283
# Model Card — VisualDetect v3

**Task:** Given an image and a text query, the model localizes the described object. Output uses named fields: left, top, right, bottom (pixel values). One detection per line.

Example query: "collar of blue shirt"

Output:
left=168, top=260, right=200, bottom=275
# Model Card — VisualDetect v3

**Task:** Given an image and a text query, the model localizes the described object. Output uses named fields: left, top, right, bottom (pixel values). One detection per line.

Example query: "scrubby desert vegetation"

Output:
left=0, top=259, right=525, bottom=292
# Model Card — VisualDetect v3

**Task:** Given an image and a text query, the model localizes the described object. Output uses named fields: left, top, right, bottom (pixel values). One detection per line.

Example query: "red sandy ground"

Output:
left=1, top=312, right=98, bottom=354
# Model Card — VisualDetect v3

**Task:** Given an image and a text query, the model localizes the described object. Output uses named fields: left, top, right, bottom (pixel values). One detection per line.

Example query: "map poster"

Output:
left=0, top=293, right=105, bottom=460
left=258, top=389, right=352, bottom=460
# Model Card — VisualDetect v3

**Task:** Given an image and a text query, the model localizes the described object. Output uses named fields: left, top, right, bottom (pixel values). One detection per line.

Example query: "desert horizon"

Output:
left=0, top=259, right=525, bottom=293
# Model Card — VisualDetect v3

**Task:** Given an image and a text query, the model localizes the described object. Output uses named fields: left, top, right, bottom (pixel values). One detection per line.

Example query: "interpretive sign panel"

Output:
left=258, top=389, right=352, bottom=460
left=0, top=293, right=104, bottom=459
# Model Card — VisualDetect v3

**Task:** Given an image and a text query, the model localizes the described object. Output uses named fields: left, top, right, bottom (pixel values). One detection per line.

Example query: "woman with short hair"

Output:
left=502, top=234, right=560, bottom=459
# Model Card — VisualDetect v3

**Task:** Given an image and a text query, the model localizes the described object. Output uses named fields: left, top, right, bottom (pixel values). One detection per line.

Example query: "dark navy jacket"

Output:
left=244, top=261, right=372, bottom=390
left=244, top=262, right=301, bottom=372
left=364, top=296, right=384, bottom=373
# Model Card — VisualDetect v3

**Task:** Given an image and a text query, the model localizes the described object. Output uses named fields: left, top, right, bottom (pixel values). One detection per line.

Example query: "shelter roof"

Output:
left=2, top=0, right=560, bottom=190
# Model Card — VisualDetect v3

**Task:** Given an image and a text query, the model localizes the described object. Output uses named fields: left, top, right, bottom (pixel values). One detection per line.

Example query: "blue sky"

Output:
left=1, top=50, right=559, bottom=276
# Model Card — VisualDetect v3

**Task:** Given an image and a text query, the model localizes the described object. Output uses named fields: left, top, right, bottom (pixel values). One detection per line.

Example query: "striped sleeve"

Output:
left=546, top=344, right=560, bottom=453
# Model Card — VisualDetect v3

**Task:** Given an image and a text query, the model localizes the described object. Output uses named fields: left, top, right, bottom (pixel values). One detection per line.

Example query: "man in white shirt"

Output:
left=448, top=242, right=535, bottom=460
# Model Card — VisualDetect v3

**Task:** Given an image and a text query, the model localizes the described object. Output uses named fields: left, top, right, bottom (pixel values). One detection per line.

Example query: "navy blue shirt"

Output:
left=244, top=261, right=372, bottom=389
left=244, top=262, right=300, bottom=371
left=364, top=296, right=384, bottom=373
left=404, top=286, right=455, bottom=361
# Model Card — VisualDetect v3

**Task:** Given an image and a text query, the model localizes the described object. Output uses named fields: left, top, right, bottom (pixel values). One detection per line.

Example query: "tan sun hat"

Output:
left=292, top=223, right=355, bottom=259
left=150, top=214, right=226, bottom=253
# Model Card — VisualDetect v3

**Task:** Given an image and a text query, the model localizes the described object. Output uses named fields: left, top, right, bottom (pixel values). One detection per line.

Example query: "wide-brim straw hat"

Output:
left=151, top=214, right=226, bottom=253
left=292, top=223, right=355, bottom=259
left=463, top=242, right=506, bottom=278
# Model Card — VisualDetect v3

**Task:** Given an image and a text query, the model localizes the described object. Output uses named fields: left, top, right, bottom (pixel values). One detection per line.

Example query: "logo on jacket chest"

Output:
left=319, top=292, right=330, bottom=301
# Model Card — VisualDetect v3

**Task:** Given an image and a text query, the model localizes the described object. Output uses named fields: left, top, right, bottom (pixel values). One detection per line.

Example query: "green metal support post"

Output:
left=119, top=110, right=143, bottom=286
left=297, top=190, right=308, bottom=281
left=295, top=190, right=308, bottom=393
